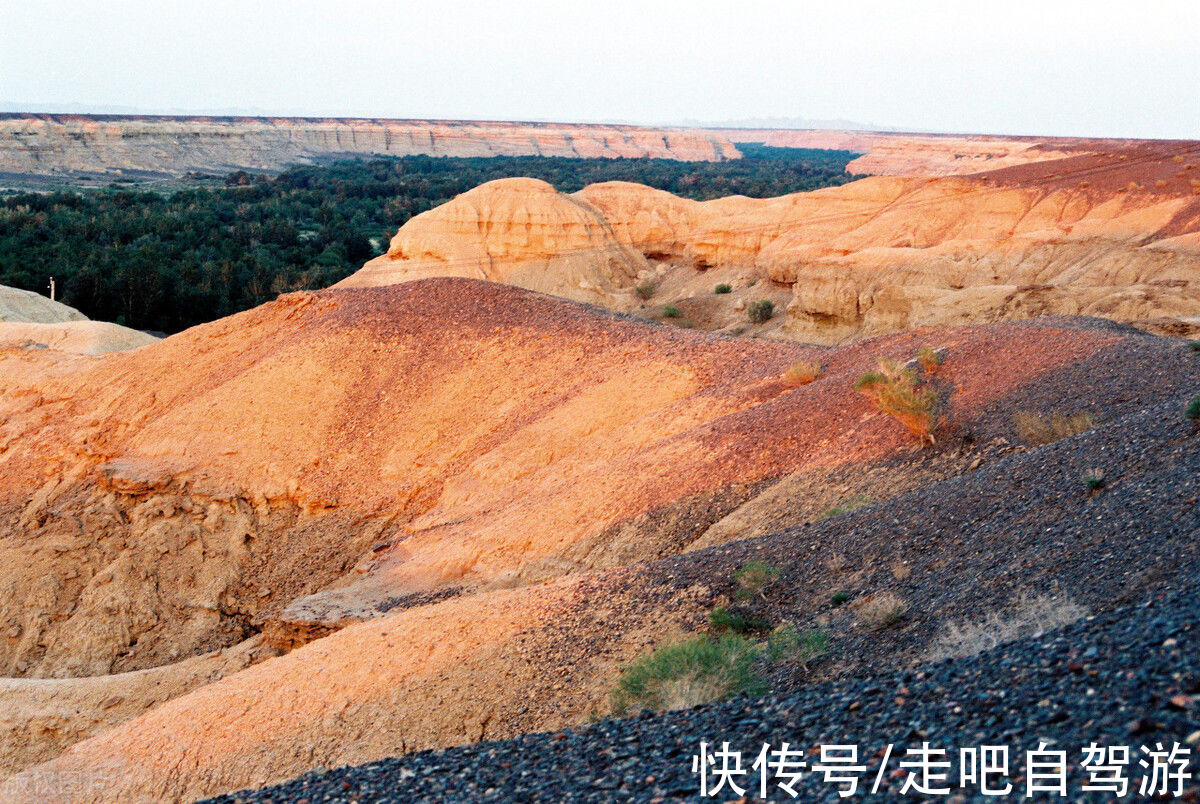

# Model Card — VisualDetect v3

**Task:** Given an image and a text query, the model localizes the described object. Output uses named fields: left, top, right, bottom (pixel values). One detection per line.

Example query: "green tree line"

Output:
left=0, top=146, right=858, bottom=333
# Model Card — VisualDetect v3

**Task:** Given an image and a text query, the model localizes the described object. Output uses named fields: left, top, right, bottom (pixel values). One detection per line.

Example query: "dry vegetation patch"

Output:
left=819, top=495, right=873, bottom=521
left=747, top=299, right=775, bottom=323
left=916, top=346, right=944, bottom=374
left=930, top=594, right=1087, bottom=661
left=635, top=279, right=657, bottom=299
left=854, top=592, right=910, bottom=629
left=782, top=360, right=823, bottom=387
left=1013, top=410, right=1097, bottom=445
left=855, top=358, right=941, bottom=444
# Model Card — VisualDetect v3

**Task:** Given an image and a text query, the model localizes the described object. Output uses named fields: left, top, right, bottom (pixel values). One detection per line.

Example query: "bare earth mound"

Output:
left=0, top=321, right=158, bottom=355
left=0, top=286, right=86, bottom=324
left=0, top=286, right=155, bottom=356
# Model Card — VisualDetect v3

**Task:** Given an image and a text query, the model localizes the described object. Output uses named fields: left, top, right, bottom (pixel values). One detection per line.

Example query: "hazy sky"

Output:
left=2, top=0, right=1198, bottom=138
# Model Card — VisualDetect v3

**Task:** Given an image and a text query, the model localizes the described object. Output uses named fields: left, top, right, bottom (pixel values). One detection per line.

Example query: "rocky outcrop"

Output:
left=341, top=142, right=1200, bottom=342
left=0, top=114, right=740, bottom=179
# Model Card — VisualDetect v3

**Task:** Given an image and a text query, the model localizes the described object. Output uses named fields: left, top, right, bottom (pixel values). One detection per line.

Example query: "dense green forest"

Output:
left=0, top=146, right=859, bottom=333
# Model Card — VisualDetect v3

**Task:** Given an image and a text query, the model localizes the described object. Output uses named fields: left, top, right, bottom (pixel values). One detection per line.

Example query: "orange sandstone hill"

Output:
left=5, top=276, right=1196, bottom=801
left=0, top=114, right=738, bottom=180
left=340, top=140, right=1200, bottom=342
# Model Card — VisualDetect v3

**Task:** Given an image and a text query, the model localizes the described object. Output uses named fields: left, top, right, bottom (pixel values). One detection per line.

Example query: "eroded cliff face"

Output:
left=338, top=178, right=648, bottom=308
left=0, top=114, right=739, bottom=178
left=342, top=141, right=1200, bottom=342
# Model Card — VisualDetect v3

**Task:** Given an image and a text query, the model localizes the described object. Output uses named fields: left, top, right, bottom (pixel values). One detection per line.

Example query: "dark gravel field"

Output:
left=212, top=584, right=1200, bottom=802
left=648, top=390, right=1200, bottom=692
left=212, top=376, right=1200, bottom=803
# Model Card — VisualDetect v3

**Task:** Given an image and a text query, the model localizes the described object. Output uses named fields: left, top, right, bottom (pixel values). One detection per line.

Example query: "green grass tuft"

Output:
left=766, top=625, right=830, bottom=666
left=820, top=495, right=873, bottom=520
left=714, top=283, right=733, bottom=294
left=733, top=560, right=782, bottom=600
left=709, top=606, right=772, bottom=634
left=609, top=634, right=765, bottom=715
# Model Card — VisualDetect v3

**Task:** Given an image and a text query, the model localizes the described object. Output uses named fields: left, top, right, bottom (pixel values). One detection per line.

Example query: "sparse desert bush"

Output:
left=635, top=279, right=657, bottom=300
left=709, top=606, right=771, bottom=634
left=733, top=560, right=782, bottom=600
left=609, top=634, right=765, bottom=715
left=1083, top=468, right=1105, bottom=492
left=916, top=346, right=944, bottom=374
left=714, top=283, right=732, bottom=294
left=929, top=594, right=1087, bottom=660
left=856, top=592, right=909, bottom=629
left=747, top=299, right=775, bottom=323
left=782, top=360, right=822, bottom=387
left=662, top=304, right=681, bottom=318
left=855, top=359, right=941, bottom=444
left=1187, top=395, right=1200, bottom=420
left=1188, top=340, right=1200, bottom=352
left=766, top=625, right=830, bottom=667
left=830, top=591, right=851, bottom=607
left=1013, top=410, right=1097, bottom=445
left=819, top=495, right=872, bottom=520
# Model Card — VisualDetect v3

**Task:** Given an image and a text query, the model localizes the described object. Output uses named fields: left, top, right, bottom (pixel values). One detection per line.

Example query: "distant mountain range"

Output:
left=1, top=103, right=898, bottom=133
left=678, top=115, right=901, bottom=132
